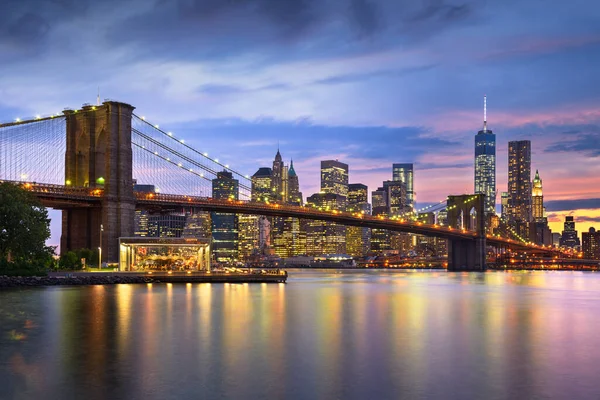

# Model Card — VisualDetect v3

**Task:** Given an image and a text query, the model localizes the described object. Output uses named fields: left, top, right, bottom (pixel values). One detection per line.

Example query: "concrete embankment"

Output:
left=0, top=271, right=287, bottom=288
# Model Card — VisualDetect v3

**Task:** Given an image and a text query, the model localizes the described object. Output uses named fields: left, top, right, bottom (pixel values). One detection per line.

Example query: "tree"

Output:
left=59, top=251, right=81, bottom=270
left=0, top=182, right=54, bottom=271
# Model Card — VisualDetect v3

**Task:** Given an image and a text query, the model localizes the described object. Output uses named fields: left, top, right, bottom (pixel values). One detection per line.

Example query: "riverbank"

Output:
left=0, top=271, right=287, bottom=288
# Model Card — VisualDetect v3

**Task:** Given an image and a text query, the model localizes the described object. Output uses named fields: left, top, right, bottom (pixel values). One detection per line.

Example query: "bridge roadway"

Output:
left=15, top=181, right=557, bottom=254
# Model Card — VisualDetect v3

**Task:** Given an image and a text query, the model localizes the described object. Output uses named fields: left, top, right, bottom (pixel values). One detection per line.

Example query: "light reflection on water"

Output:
left=1, top=270, right=600, bottom=399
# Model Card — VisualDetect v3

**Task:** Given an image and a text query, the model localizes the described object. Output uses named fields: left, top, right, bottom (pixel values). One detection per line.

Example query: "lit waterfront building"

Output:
left=251, top=167, right=273, bottom=203
left=237, top=214, right=259, bottom=261
left=582, top=228, right=600, bottom=260
left=251, top=167, right=273, bottom=253
left=134, top=210, right=149, bottom=236
left=148, top=214, right=187, bottom=237
left=346, top=183, right=371, bottom=257
left=211, top=170, right=239, bottom=263
left=305, top=192, right=346, bottom=255
left=559, top=216, right=580, bottom=249
left=182, top=211, right=211, bottom=239
left=507, top=140, right=532, bottom=223
left=319, top=160, right=348, bottom=254
left=370, top=186, right=392, bottom=252
left=392, top=163, right=414, bottom=210
left=321, top=160, right=349, bottom=203
left=474, top=95, right=496, bottom=216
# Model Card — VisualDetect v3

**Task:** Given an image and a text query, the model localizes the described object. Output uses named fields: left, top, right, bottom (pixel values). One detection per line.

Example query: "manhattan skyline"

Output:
left=1, top=0, right=599, bottom=245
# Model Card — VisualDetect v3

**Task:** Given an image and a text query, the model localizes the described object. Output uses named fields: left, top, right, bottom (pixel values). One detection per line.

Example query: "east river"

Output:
left=2, top=270, right=600, bottom=399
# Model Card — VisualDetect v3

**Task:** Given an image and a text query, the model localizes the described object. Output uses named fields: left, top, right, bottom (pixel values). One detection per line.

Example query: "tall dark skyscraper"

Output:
left=507, top=140, right=532, bottom=223
left=211, top=170, right=239, bottom=263
left=271, top=149, right=285, bottom=202
left=288, top=160, right=302, bottom=205
left=560, top=216, right=581, bottom=248
left=474, top=95, right=496, bottom=215
left=392, top=163, right=414, bottom=210
left=321, top=160, right=349, bottom=202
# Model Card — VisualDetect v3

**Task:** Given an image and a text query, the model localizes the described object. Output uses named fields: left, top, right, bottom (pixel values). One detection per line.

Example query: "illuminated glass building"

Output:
left=346, top=183, right=371, bottom=257
left=370, top=186, right=391, bottom=252
left=383, top=180, right=407, bottom=217
left=134, top=210, right=149, bottom=237
left=237, top=214, right=259, bottom=261
left=392, top=163, right=414, bottom=210
left=507, top=140, right=532, bottom=223
left=183, top=212, right=211, bottom=239
left=321, top=160, right=349, bottom=203
left=148, top=214, right=187, bottom=237
left=474, top=96, right=496, bottom=215
left=211, top=170, right=239, bottom=263
left=251, top=167, right=273, bottom=203
left=583, top=228, right=600, bottom=260
left=305, top=192, right=346, bottom=255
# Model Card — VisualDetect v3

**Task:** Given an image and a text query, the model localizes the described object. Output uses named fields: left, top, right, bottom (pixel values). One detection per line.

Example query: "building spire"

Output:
left=97, top=87, right=101, bottom=106
left=483, top=94, right=487, bottom=133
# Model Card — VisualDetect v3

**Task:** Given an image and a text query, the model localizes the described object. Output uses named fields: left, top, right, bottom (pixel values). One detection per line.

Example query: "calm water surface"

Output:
left=2, top=270, right=600, bottom=400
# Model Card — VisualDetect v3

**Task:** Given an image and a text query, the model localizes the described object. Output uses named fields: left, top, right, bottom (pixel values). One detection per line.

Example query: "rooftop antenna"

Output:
left=97, top=87, right=101, bottom=106
left=483, top=94, right=487, bottom=132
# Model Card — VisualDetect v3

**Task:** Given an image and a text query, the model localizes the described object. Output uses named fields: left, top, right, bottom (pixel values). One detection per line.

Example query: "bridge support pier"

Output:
left=447, top=237, right=486, bottom=271
left=61, top=101, right=135, bottom=264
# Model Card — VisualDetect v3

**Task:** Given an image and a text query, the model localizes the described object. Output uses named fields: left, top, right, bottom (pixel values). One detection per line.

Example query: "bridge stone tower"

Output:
left=60, top=101, right=135, bottom=263
left=446, top=194, right=486, bottom=271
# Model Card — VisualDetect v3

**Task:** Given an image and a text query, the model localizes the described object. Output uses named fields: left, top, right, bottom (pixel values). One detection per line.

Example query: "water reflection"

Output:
left=2, top=271, right=600, bottom=399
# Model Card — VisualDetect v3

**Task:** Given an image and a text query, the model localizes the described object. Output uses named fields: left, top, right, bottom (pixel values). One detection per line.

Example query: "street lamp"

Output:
left=99, top=224, right=104, bottom=269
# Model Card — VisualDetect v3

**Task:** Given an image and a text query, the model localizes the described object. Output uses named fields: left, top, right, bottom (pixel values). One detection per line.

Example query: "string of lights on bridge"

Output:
left=134, top=114, right=252, bottom=184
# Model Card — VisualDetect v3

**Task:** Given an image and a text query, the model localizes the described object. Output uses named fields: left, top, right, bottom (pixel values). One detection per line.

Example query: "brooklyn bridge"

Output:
left=0, top=101, right=564, bottom=271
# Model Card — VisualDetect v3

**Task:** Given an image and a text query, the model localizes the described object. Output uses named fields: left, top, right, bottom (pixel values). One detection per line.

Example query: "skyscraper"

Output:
left=532, top=170, right=544, bottom=222
left=582, top=228, right=600, bottom=260
left=251, top=167, right=273, bottom=203
left=392, top=163, right=414, bottom=210
left=507, top=140, right=532, bottom=223
left=272, top=149, right=285, bottom=202
left=474, top=95, right=496, bottom=215
left=559, top=216, right=580, bottom=249
left=211, top=170, right=239, bottom=263
left=383, top=180, right=408, bottom=217
left=305, top=192, right=346, bottom=255
left=288, top=160, right=302, bottom=205
left=251, top=167, right=273, bottom=253
left=370, top=186, right=392, bottom=252
left=321, top=160, right=349, bottom=202
left=346, top=183, right=371, bottom=257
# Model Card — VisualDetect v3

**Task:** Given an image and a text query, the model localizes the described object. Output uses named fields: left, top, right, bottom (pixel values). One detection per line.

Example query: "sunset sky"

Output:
left=1, top=0, right=599, bottom=245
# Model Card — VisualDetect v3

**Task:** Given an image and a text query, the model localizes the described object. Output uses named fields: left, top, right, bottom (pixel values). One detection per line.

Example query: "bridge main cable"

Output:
left=132, top=127, right=252, bottom=194
left=132, top=114, right=252, bottom=185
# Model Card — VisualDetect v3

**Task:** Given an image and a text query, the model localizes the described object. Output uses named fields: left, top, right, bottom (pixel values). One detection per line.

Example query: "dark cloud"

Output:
left=349, top=0, right=380, bottom=38
left=545, top=133, right=600, bottom=156
left=315, top=64, right=438, bottom=85
left=545, top=199, right=600, bottom=212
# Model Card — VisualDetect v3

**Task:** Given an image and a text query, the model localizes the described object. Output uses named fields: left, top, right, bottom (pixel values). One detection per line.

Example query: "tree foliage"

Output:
left=0, top=182, right=54, bottom=274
